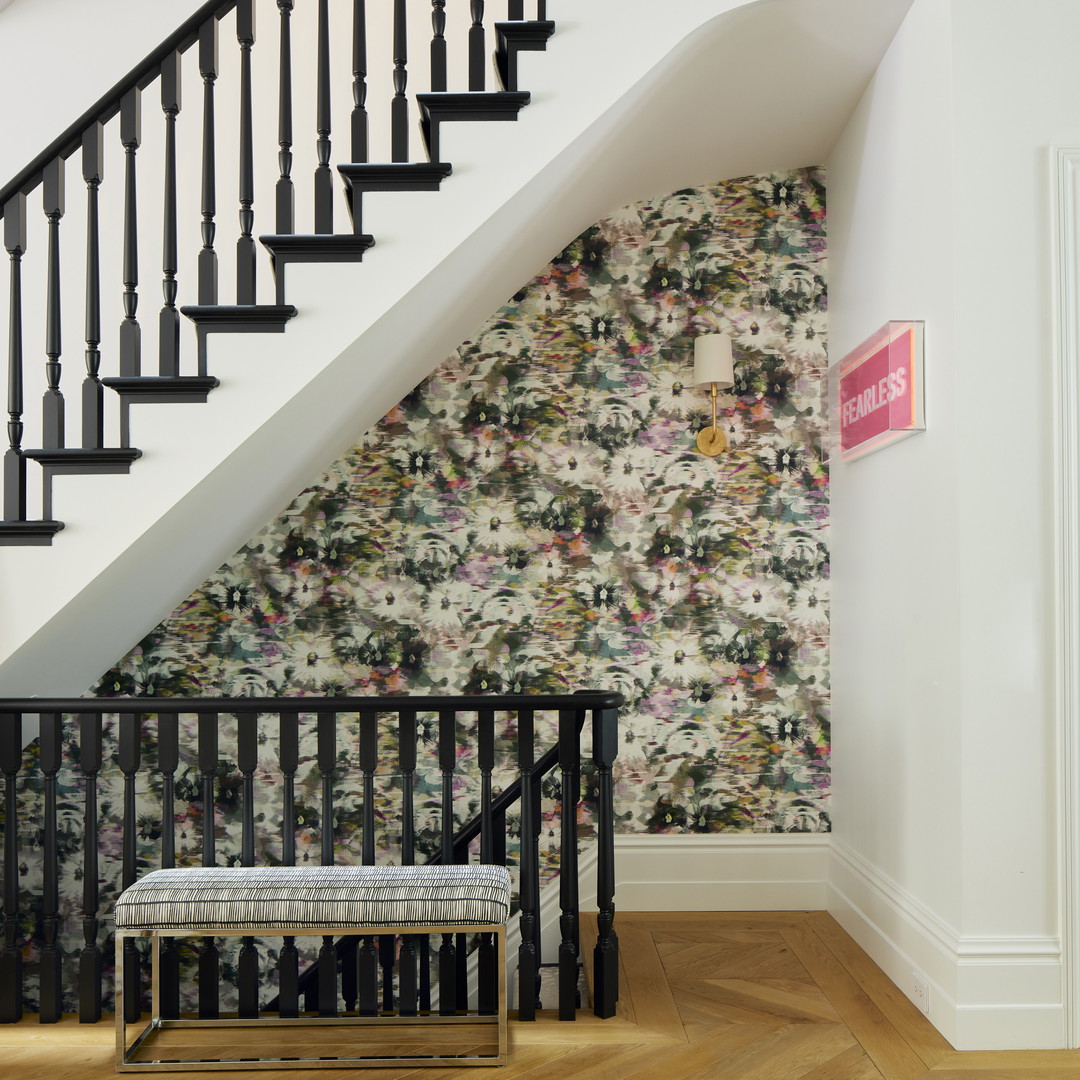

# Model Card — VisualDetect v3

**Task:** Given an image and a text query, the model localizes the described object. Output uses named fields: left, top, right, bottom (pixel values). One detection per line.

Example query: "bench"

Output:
left=114, top=863, right=511, bottom=1071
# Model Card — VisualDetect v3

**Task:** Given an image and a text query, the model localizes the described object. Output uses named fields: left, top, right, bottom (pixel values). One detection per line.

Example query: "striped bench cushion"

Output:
left=114, top=864, right=512, bottom=931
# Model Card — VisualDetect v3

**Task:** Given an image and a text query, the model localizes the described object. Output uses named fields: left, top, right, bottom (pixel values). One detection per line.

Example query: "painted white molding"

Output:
left=1053, top=146, right=1080, bottom=1050
left=829, top=839, right=1064, bottom=1051
left=612, top=833, right=829, bottom=911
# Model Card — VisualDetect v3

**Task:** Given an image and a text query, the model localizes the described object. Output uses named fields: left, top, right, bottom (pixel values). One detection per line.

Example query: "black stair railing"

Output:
left=0, top=690, right=620, bottom=1025
left=0, top=1, right=555, bottom=544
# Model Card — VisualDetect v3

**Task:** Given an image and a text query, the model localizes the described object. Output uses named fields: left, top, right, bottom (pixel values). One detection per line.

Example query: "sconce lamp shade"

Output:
left=693, top=334, right=735, bottom=388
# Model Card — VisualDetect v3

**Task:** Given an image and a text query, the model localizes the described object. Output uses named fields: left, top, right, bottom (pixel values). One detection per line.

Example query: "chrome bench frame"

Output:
left=115, top=921, right=507, bottom=1071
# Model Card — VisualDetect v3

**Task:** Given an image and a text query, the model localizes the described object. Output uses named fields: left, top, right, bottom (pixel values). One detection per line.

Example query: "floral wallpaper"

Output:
left=99, top=167, right=831, bottom=835
left=7, top=169, right=829, bottom=1012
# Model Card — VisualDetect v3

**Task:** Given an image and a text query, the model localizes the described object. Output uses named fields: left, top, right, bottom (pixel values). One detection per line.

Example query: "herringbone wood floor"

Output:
left=3, top=911, right=1080, bottom=1078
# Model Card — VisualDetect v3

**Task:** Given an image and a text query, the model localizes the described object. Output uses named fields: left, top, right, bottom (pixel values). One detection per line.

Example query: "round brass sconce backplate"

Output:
left=697, top=426, right=727, bottom=456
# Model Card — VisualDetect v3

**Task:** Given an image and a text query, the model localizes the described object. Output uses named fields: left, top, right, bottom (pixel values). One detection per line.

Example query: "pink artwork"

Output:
left=833, top=321, right=924, bottom=461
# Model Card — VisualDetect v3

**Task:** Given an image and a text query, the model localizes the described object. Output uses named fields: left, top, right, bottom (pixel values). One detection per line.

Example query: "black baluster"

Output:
left=419, top=928, right=431, bottom=1013
left=430, top=2, right=446, bottom=92
left=314, top=0, right=333, bottom=233
left=391, top=0, right=408, bottom=163
left=479, top=710, right=494, bottom=863
left=398, top=710, right=417, bottom=1016
left=119, top=89, right=141, bottom=377
left=537, top=0, right=546, bottom=18
left=159, top=51, right=181, bottom=377
left=318, top=711, right=335, bottom=867
left=508, top=1, right=523, bottom=18
left=157, top=712, right=180, bottom=1019
left=592, top=707, right=619, bottom=1018
left=379, top=934, right=395, bottom=1012
left=492, top=805, right=506, bottom=867
left=41, top=159, right=65, bottom=450
left=318, top=711, right=337, bottom=1015
left=352, top=0, right=368, bottom=162
left=236, top=0, right=257, bottom=303
left=198, top=711, right=219, bottom=1019
left=3, top=194, right=27, bottom=521
left=198, top=19, right=219, bottom=306
left=438, top=709, right=456, bottom=1014
left=0, top=713, right=22, bottom=1022
left=81, top=125, right=104, bottom=449
left=557, top=709, right=579, bottom=1020
left=477, top=709, right=496, bottom=1014
left=276, top=0, right=294, bottom=234
left=278, top=711, right=299, bottom=1017
left=37, top=713, right=62, bottom=1023
left=356, top=710, right=378, bottom=1015
left=118, top=711, right=142, bottom=1024
left=517, top=708, right=538, bottom=1018
left=237, top=711, right=259, bottom=1018
left=359, top=710, right=376, bottom=865
left=469, top=1, right=485, bottom=91
left=78, top=713, right=103, bottom=1023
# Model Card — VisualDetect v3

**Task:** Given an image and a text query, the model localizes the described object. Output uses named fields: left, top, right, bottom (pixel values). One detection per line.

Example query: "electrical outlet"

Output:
left=912, top=971, right=930, bottom=1015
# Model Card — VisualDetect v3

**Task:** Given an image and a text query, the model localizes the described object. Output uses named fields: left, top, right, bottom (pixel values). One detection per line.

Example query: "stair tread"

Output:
left=102, top=375, right=220, bottom=404
left=417, top=90, right=531, bottom=112
left=180, top=304, right=298, bottom=333
left=181, top=304, right=298, bottom=318
left=0, top=519, right=65, bottom=545
left=337, top=162, right=453, bottom=192
left=259, top=233, right=376, bottom=260
left=23, top=447, right=142, bottom=466
left=102, top=376, right=220, bottom=389
left=494, top=19, right=556, bottom=38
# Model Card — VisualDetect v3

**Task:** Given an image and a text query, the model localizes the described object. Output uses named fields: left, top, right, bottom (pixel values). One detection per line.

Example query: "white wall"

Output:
left=0, top=0, right=207, bottom=186
left=828, top=0, right=1078, bottom=1050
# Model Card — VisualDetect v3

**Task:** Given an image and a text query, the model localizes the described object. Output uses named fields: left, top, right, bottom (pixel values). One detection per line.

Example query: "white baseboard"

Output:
left=611, top=833, right=829, bottom=911
left=828, top=839, right=1065, bottom=1050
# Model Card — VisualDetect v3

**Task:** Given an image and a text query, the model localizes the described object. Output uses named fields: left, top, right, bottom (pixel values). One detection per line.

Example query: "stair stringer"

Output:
left=0, top=0, right=914, bottom=693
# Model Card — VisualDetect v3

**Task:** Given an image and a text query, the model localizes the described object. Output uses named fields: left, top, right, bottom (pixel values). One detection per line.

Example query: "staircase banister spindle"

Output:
left=198, top=17, right=220, bottom=306
left=557, top=707, right=581, bottom=1021
left=237, top=709, right=260, bottom=1018
left=159, top=51, right=182, bottom=377
left=0, top=712, right=23, bottom=1022
left=592, top=705, right=619, bottom=1018
left=197, top=710, right=220, bottom=1019
left=351, top=0, right=369, bottom=162
left=235, top=0, right=257, bottom=304
left=38, top=712, right=63, bottom=1023
left=0, top=0, right=237, bottom=212
left=391, top=0, right=408, bottom=162
left=41, top=157, right=66, bottom=451
left=469, top=0, right=486, bottom=91
left=430, top=1, right=447, bottom=92
left=78, top=712, right=103, bottom=1023
left=3, top=193, right=27, bottom=521
left=276, top=0, right=295, bottom=234
left=117, top=711, right=143, bottom=1024
left=314, top=0, right=333, bottom=233
left=81, top=124, right=104, bottom=449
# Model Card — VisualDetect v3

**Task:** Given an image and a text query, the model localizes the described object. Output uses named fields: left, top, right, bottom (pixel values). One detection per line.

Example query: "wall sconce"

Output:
left=693, top=334, right=734, bottom=456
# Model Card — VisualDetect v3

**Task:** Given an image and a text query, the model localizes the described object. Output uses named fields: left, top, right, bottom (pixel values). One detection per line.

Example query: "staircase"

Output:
left=0, top=0, right=914, bottom=696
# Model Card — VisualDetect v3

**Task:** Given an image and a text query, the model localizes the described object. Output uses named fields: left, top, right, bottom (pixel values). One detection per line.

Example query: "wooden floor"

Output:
left=4, top=911, right=1080, bottom=1078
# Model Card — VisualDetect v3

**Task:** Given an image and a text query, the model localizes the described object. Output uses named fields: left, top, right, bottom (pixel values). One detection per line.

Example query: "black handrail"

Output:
left=0, top=691, right=622, bottom=713
left=0, top=0, right=238, bottom=213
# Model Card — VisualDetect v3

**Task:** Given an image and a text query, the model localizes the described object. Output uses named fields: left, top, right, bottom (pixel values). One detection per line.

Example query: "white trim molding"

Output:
left=1053, top=145, right=1080, bottom=1050
left=610, top=833, right=829, bottom=912
left=829, top=839, right=1064, bottom=1051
